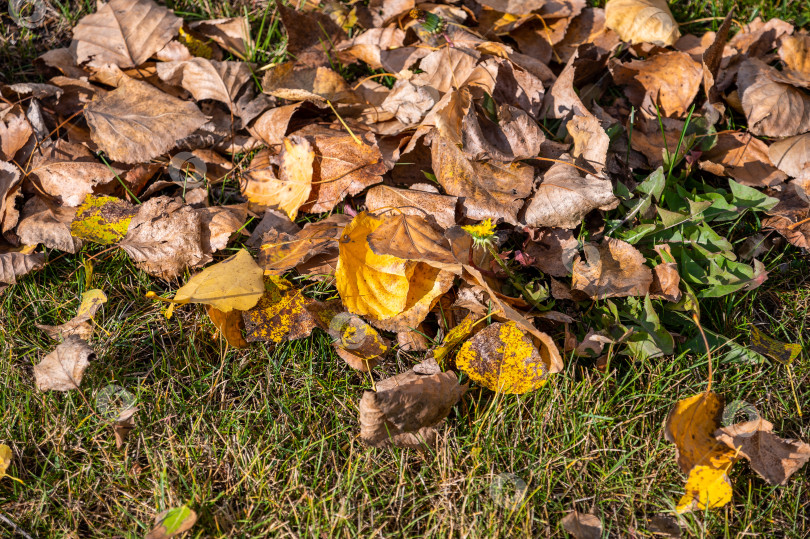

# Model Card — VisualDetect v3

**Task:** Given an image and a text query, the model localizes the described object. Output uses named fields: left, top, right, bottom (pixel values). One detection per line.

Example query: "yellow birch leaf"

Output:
left=173, top=249, right=264, bottom=312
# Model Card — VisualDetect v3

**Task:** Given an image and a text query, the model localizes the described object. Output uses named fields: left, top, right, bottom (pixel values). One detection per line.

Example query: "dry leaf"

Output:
left=372, top=262, right=455, bottom=333
left=71, top=0, right=181, bottom=68
left=0, top=161, right=22, bottom=238
left=561, top=511, right=603, bottom=539
left=173, top=249, right=264, bottom=312
left=364, top=185, right=458, bottom=230
left=737, top=58, right=810, bottom=138
left=258, top=214, right=350, bottom=273
left=700, top=132, right=787, bottom=187
left=604, top=0, right=680, bottom=46
left=156, top=58, right=253, bottom=112
left=456, top=321, right=550, bottom=394
left=571, top=238, right=653, bottom=299
left=522, top=156, right=617, bottom=229
left=0, top=104, right=32, bottom=161
left=0, top=248, right=45, bottom=288
left=206, top=305, right=248, bottom=348
left=337, top=27, right=406, bottom=70
left=768, top=133, right=810, bottom=178
left=84, top=77, right=207, bottom=164
left=70, top=194, right=135, bottom=245
left=17, top=197, right=83, bottom=253
left=762, top=182, right=810, bottom=248
left=367, top=213, right=458, bottom=269
left=197, top=205, right=247, bottom=254
left=276, top=0, right=347, bottom=67
left=524, top=228, right=578, bottom=277
left=33, top=336, right=95, bottom=391
left=248, top=103, right=304, bottom=147
left=329, top=313, right=388, bottom=371
left=242, top=276, right=317, bottom=344
left=715, top=416, right=810, bottom=485
left=261, top=62, right=359, bottom=104
left=37, top=289, right=107, bottom=340
left=358, top=370, right=467, bottom=448
left=664, top=392, right=738, bottom=513
left=120, top=197, right=210, bottom=279
left=779, top=34, right=810, bottom=83
left=190, top=17, right=250, bottom=58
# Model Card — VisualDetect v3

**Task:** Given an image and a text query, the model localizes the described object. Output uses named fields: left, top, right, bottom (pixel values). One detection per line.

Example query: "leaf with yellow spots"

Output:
left=206, top=305, right=248, bottom=348
left=455, top=321, right=549, bottom=394
left=172, top=249, right=264, bottom=312
left=749, top=325, right=802, bottom=364
left=241, top=275, right=318, bottom=344
left=432, top=313, right=480, bottom=366
left=36, top=288, right=107, bottom=340
left=328, top=312, right=388, bottom=371
left=664, top=392, right=739, bottom=513
left=69, top=195, right=136, bottom=245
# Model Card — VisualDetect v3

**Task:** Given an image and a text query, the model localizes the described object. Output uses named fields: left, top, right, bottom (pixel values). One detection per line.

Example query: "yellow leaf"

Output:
left=336, top=212, right=410, bottom=320
left=241, top=276, right=317, bottom=343
left=0, top=444, right=11, bottom=479
left=76, top=289, right=107, bottom=319
left=677, top=465, right=734, bottom=513
left=433, top=313, right=478, bottom=365
left=70, top=194, right=136, bottom=245
left=173, top=249, right=264, bottom=312
left=456, top=321, right=548, bottom=394
left=750, top=325, right=802, bottom=364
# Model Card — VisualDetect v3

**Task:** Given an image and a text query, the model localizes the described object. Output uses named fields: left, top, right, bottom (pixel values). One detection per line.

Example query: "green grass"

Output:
left=1, top=1, right=810, bottom=538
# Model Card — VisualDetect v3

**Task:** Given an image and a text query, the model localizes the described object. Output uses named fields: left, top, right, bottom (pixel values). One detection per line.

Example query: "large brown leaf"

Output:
left=120, top=196, right=210, bottom=279
left=261, top=63, right=360, bottom=104
left=258, top=214, right=350, bottom=273
left=84, top=78, right=207, bottom=164
left=737, top=58, right=810, bottom=138
left=571, top=238, right=653, bottom=299
left=365, top=185, right=458, bottom=230
left=156, top=58, right=253, bottom=112
left=431, top=133, right=532, bottom=225
left=367, top=213, right=457, bottom=268
left=768, top=133, right=810, bottom=178
left=700, top=132, right=787, bottom=188
left=522, top=155, right=616, bottom=229
left=70, top=0, right=181, bottom=68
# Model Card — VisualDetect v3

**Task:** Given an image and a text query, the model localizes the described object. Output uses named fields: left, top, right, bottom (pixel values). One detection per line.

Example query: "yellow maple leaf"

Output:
left=172, top=249, right=264, bottom=312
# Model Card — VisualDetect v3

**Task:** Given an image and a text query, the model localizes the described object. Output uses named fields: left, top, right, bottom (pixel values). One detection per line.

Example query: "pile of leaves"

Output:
left=2, top=0, right=810, bottom=528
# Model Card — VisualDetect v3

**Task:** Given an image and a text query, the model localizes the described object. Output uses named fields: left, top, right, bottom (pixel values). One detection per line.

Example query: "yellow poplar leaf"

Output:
left=676, top=465, right=734, bottom=514
left=456, top=321, right=548, bottom=394
left=0, top=444, right=11, bottom=479
left=173, top=249, right=264, bottom=312
left=335, top=212, right=410, bottom=320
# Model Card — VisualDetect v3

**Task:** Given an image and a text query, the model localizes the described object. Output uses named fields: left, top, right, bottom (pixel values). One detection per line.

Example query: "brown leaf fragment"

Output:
left=0, top=104, right=32, bottom=161
left=246, top=209, right=300, bottom=249
left=769, top=133, right=810, bottom=178
left=336, top=27, right=406, bottom=69
left=398, top=329, right=430, bottom=352
left=365, top=185, right=457, bottom=230
left=555, top=8, right=618, bottom=65
left=522, top=155, right=617, bottom=229
left=0, top=161, right=22, bottom=238
left=156, top=58, right=253, bottom=112
left=699, top=132, right=787, bottom=188
left=701, top=11, right=734, bottom=108
left=329, top=313, right=389, bottom=372
left=120, top=196, right=210, bottom=279
left=610, top=52, right=702, bottom=118
left=17, top=197, right=83, bottom=253
left=84, top=78, right=207, bottom=164
left=780, top=34, right=810, bottom=84
left=715, top=417, right=810, bottom=486
left=70, top=0, right=182, bottom=68
left=206, top=305, right=248, bottom=348
left=651, top=262, right=682, bottom=302
left=561, top=511, right=603, bottom=539
left=762, top=181, right=810, bottom=249
left=568, top=112, right=609, bottom=175
left=604, top=0, right=680, bottom=46
left=261, top=62, right=360, bottom=104
left=524, top=228, right=578, bottom=277
left=248, top=103, right=304, bottom=147
left=728, top=17, right=793, bottom=59
left=242, top=276, right=318, bottom=344
left=37, top=289, right=107, bottom=341
left=197, top=204, right=247, bottom=254
left=259, top=214, right=350, bottom=273
left=189, top=17, right=250, bottom=58
left=33, top=336, right=94, bottom=391
left=412, top=48, right=481, bottom=95
left=572, top=238, right=653, bottom=299
left=368, top=213, right=457, bottom=269
left=431, top=133, right=532, bottom=225
left=276, top=0, right=347, bottom=67
left=476, top=0, right=546, bottom=15
left=737, top=58, right=810, bottom=138
left=461, top=104, right=546, bottom=161
left=0, top=248, right=45, bottom=288
left=358, top=370, right=468, bottom=449
left=113, top=407, right=137, bottom=449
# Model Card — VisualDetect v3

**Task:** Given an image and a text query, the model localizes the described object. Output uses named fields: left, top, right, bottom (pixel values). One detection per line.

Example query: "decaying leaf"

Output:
left=156, top=58, right=252, bottom=112
left=456, top=321, right=551, bottom=394
left=768, top=133, right=810, bottom=178
left=242, top=276, right=317, bottom=343
left=737, top=58, right=810, bottom=138
left=572, top=239, right=653, bottom=299
left=261, top=62, right=359, bottom=104
left=365, top=185, right=458, bottom=230
left=206, top=305, right=248, bottom=348
left=0, top=161, right=22, bottom=237
left=70, top=195, right=135, bottom=245
left=37, top=288, right=107, bottom=340
left=329, top=313, right=388, bottom=371
left=258, top=214, right=350, bottom=273
left=358, top=370, right=468, bottom=448
left=749, top=325, right=802, bottom=364
left=561, top=511, right=603, bottom=539
left=367, top=213, right=457, bottom=269
left=145, top=505, right=198, bottom=539
left=17, top=197, right=83, bottom=253
left=700, top=132, right=787, bottom=187
left=34, top=336, right=95, bottom=391
left=523, top=228, right=578, bottom=277
left=762, top=182, right=810, bottom=248
left=604, top=0, right=680, bottom=46
left=0, top=248, right=45, bottom=289
left=172, top=249, right=263, bottom=312
left=0, top=104, right=32, bottom=162
left=84, top=77, right=207, bottom=163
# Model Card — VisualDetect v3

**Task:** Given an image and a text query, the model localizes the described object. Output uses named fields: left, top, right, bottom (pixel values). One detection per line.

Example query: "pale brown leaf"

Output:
left=17, top=197, right=83, bottom=254
left=34, top=336, right=95, bottom=391
left=737, top=58, right=810, bottom=138
left=604, top=0, right=680, bottom=46
left=365, top=185, right=458, bottom=230
left=769, top=133, right=810, bottom=178
left=700, top=132, right=787, bottom=187
left=572, top=238, right=653, bottom=299
left=156, top=58, right=253, bottom=112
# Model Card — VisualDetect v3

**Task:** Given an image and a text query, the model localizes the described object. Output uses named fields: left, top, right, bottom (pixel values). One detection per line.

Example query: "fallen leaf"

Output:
left=762, top=182, right=810, bottom=248
left=197, top=204, right=247, bottom=254
left=145, top=505, right=197, bottom=539
left=71, top=0, right=181, bottom=68
left=0, top=104, right=32, bottom=161
left=337, top=27, right=407, bottom=70
left=172, top=249, right=263, bottom=312
left=113, top=407, right=137, bottom=448
left=779, top=34, right=810, bottom=84
left=156, top=58, right=253, bottom=112
left=0, top=161, right=22, bottom=238
left=242, top=276, right=317, bottom=343
left=84, top=77, right=207, bottom=164
left=700, top=132, right=787, bottom=187
left=604, top=0, right=680, bottom=46
left=0, top=445, right=11, bottom=480
left=522, top=156, right=617, bottom=229
left=561, top=511, right=603, bottom=539
left=261, top=62, right=359, bottom=104
left=367, top=213, right=458, bottom=269
left=749, top=325, right=802, bottom=364
left=120, top=196, right=210, bottom=279
left=358, top=370, right=467, bottom=448
left=248, top=103, right=304, bottom=147
left=523, top=228, right=578, bottom=277
left=70, top=194, right=135, bottom=245
left=364, top=185, right=458, bottom=230
left=206, top=305, right=248, bottom=348
left=0, top=248, right=45, bottom=288
left=737, top=58, right=810, bottom=138
left=456, top=321, right=550, bottom=394
left=650, top=245, right=681, bottom=302
left=768, top=133, right=810, bottom=178
left=189, top=17, right=250, bottom=58
left=328, top=313, right=388, bottom=371
left=34, top=336, right=95, bottom=391
left=715, top=416, right=810, bottom=485
left=37, top=289, right=107, bottom=340
left=276, top=0, right=347, bottom=67
left=372, top=262, right=455, bottom=333
left=17, top=197, right=83, bottom=253
left=571, top=238, right=653, bottom=299
left=258, top=214, right=350, bottom=274
left=664, top=392, right=738, bottom=513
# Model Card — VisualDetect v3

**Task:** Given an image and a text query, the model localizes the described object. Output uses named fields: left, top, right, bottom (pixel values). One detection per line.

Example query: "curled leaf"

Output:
left=605, top=0, right=679, bottom=46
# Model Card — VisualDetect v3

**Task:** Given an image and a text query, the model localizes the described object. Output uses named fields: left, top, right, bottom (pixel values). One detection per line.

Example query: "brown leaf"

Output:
left=70, top=0, right=181, bottom=68
left=197, top=204, right=247, bottom=254
left=762, top=182, right=810, bottom=248
left=715, top=417, right=810, bottom=486
left=276, top=0, right=347, bottom=67
left=699, top=132, right=787, bottom=188
left=572, top=238, right=653, bottom=299
left=0, top=248, right=45, bottom=288
left=555, top=8, right=619, bottom=65
left=561, top=511, right=603, bottom=539
left=604, top=0, right=680, bottom=46
left=367, top=213, right=458, bottom=269
left=365, top=185, right=458, bottom=230
left=258, top=214, right=350, bottom=273
left=610, top=52, right=702, bottom=118
left=701, top=11, right=734, bottom=108
left=336, top=27, right=406, bottom=69
left=358, top=370, right=468, bottom=448
left=780, top=34, right=810, bottom=84
left=17, top=197, right=83, bottom=254
left=524, top=228, right=578, bottom=277
left=769, top=133, right=810, bottom=178
left=33, top=336, right=95, bottom=391
left=650, top=245, right=681, bottom=302
left=522, top=155, right=617, bottom=229
left=461, top=104, right=546, bottom=161
left=568, top=112, right=609, bottom=175
left=36, top=289, right=107, bottom=341
left=367, top=0, right=414, bottom=26
left=542, top=51, right=590, bottom=120
left=84, top=77, right=208, bottom=164
left=411, top=48, right=481, bottom=94
left=206, top=305, right=248, bottom=348
left=189, top=17, right=250, bottom=58
left=0, top=104, right=32, bottom=161
left=248, top=103, right=303, bottom=147
left=0, top=161, right=22, bottom=238
left=113, top=407, right=137, bottom=449
left=477, top=0, right=547, bottom=14
left=120, top=196, right=210, bottom=279
left=381, top=79, right=441, bottom=126
left=156, top=58, right=253, bottom=112
left=737, top=58, right=810, bottom=138
left=296, top=125, right=385, bottom=213
left=261, top=62, right=360, bottom=104
left=728, top=17, right=793, bottom=58
left=431, top=133, right=532, bottom=225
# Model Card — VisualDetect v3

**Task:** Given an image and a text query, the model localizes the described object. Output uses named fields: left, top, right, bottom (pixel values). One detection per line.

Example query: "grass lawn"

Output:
left=1, top=0, right=810, bottom=537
